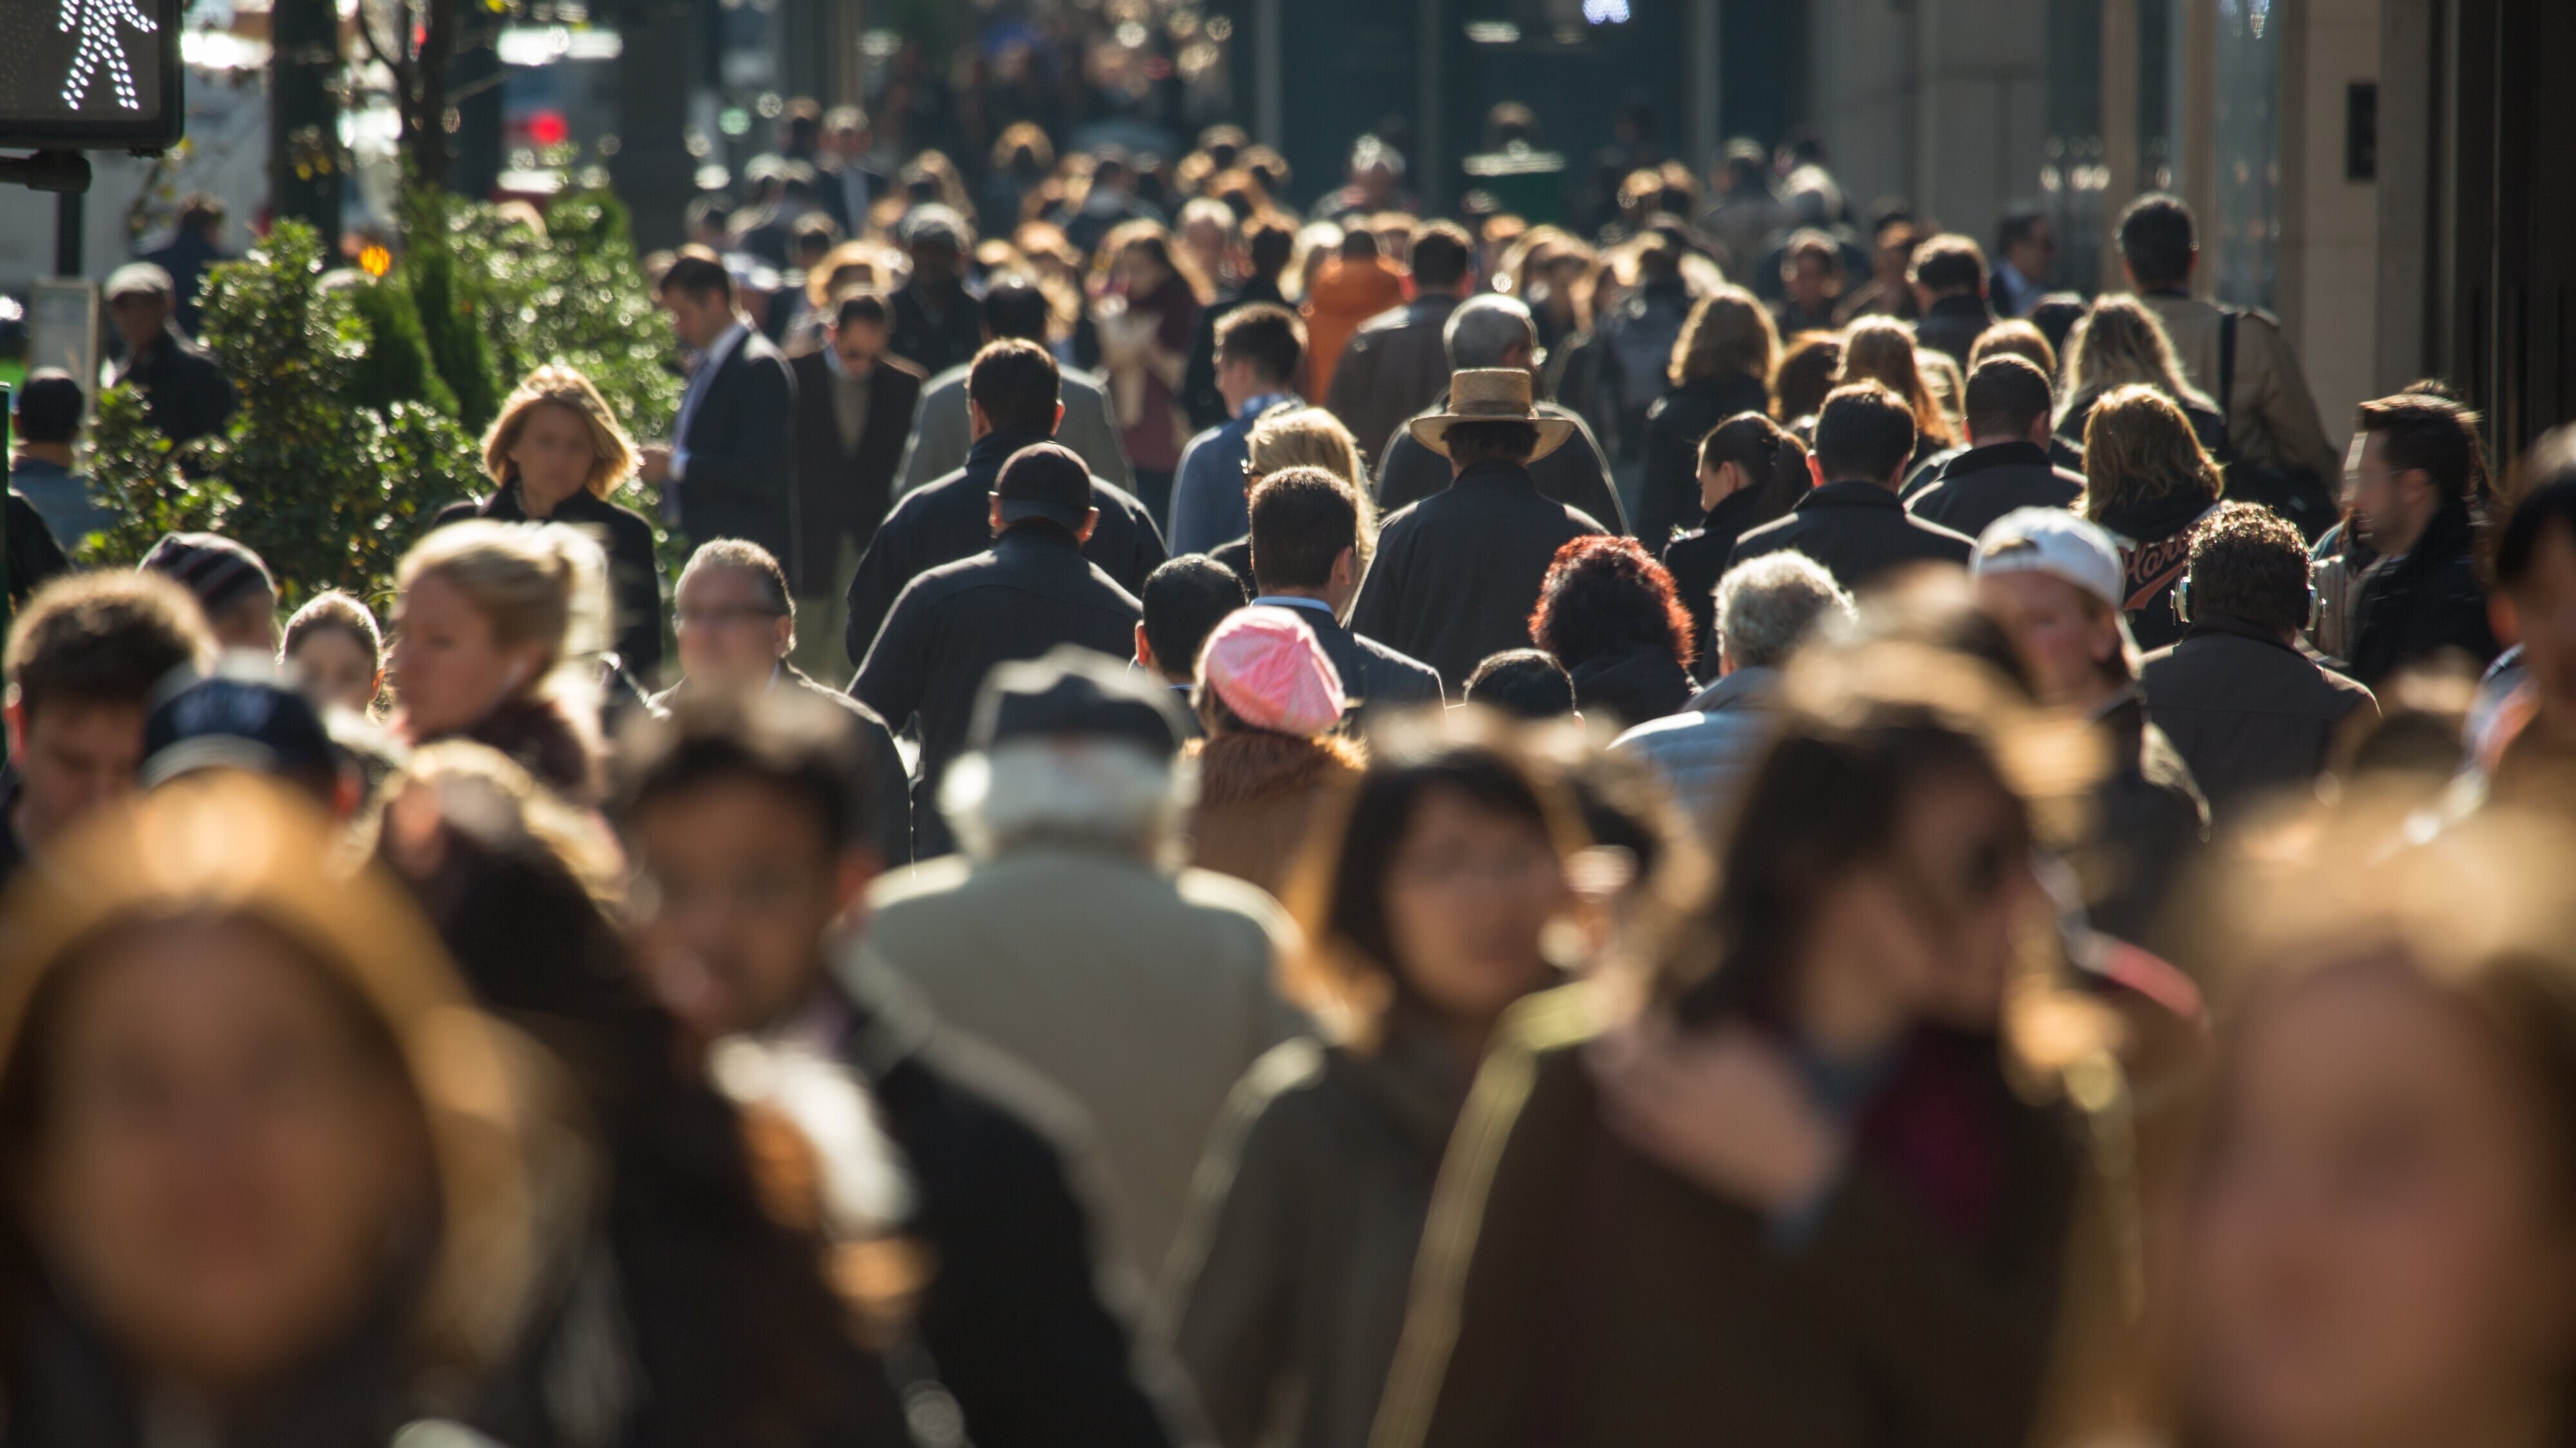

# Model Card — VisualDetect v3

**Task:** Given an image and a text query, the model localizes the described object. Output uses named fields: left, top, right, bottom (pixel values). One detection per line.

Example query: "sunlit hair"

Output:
left=1275, top=710, right=1587, bottom=1049
left=1667, top=285, right=1781, bottom=390
left=391, top=739, right=627, bottom=910
left=2058, top=294, right=2212, bottom=427
left=1837, top=317, right=1956, bottom=447
left=397, top=520, right=609, bottom=710
left=1100, top=219, right=1215, bottom=307
left=2079, top=384, right=2224, bottom=521
left=0, top=774, right=564, bottom=1383
left=939, top=737, right=1194, bottom=867
left=1529, top=535, right=1696, bottom=676
left=281, top=588, right=383, bottom=672
left=1247, top=405, right=1367, bottom=489
left=480, top=364, right=639, bottom=500
left=1772, top=331, right=1846, bottom=424
left=1971, top=317, right=2059, bottom=381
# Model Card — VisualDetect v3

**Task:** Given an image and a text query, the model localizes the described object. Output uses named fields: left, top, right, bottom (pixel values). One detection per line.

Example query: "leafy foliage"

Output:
left=75, top=190, right=676, bottom=610
left=345, top=272, right=460, bottom=418
left=78, top=384, right=235, bottom=567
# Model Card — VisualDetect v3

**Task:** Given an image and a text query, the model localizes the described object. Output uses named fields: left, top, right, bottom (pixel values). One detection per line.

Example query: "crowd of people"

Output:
left=8, top=99, right=2576, bottom=1448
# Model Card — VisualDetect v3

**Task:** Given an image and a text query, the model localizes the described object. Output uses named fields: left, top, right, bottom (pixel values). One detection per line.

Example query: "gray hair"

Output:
left=1444, top=294, right=1538, bottom=370
left=1712, top=552, right=1854, bottom=670
left=938, top=736, right=1195, bottom=865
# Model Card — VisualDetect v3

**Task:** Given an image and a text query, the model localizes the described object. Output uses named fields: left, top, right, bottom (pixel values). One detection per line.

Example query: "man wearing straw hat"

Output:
left=1349, top=368, right=1606, bottom=690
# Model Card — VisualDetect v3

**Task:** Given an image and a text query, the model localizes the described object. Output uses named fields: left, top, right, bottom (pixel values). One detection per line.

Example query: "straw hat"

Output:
left=1406, top=368, right=1577, bottom=461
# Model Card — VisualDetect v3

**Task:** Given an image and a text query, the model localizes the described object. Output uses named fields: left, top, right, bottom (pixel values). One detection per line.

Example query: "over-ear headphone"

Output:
left=2174, top=570, right=2322, bottom=631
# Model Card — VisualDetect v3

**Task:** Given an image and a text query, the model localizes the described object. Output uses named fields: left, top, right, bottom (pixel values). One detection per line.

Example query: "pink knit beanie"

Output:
left=1201, top=605, right=1346, bottom=736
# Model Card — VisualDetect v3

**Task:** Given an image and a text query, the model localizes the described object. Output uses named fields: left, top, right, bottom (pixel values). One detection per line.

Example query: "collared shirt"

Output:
left=1251, top=594, right=1336, bottom=619
left=822, top=344, right=875, bottom=453
left=671, top=319, right=751, bottom=481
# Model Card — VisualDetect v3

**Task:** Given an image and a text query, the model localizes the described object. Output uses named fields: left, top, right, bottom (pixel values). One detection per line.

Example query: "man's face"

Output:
left=2507, top=522, right=2576, bottom=738
left=6, top=699, right=148, bottom=851
left=830, top=319, right=887, bottom=376
left=1786, top=255, right=1832, bottom=307
left=628, top=779, right=867, bottom=1046
left=828, top=123, right=867, bottom=160
left=1876, top=226, right=1919, bottom=281
left=909, top=241, right=960, bottom=288
left=1979, top=570, right=2121, bottom=708
left=2011, top=219, right=2058, bottom=278
left=2347, top=431, right=2430, bottom=553
left=674, top=567, right=790, bottom=693
left=110, top=296, right=168, bottom=355
left=659, top=287, right=731, bottom=352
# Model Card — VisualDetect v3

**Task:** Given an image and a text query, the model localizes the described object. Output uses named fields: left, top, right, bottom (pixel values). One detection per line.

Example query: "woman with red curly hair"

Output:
left=1528, top=534, right=1698, bottom=726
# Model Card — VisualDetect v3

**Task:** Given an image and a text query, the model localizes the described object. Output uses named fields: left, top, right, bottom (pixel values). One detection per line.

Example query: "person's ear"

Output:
left=3, top=694, right=23, bottom=760
left=2492, top=594, right=2521, bottom=649
left=1052, top=400, right=1067, bottom=435
left=773, top=614, right=796, bottom=659
left=2027, top=413, right=2054, bottom=451
left=1331, top=545, right=1356, bottom=593
left=1133, top=621, right=1155, bottom=670
left=989, top=496, right=1006, bottom=536
left=832, top=847, right=880, bottom=924
left=1075, top=507, right=1101, bottom=545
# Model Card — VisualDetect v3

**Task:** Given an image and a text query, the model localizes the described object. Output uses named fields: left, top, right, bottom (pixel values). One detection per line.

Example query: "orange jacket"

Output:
left=1301, top=256, right=1409, bottom=402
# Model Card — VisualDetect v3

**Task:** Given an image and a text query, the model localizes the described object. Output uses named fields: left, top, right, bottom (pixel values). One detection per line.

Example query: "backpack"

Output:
left=2215, top=308, right=2342, bottom=543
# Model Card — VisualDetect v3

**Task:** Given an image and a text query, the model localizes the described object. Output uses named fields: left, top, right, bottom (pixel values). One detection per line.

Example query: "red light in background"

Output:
left=527, top=110, right=569, bottom=146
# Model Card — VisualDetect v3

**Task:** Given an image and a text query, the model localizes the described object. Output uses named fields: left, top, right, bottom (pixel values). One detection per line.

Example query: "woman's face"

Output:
left=2187, top=966, right=2576, bottom=1448
left=285, top=627, right=379, bottom=715
left=1819, top=769, right=2035, bottom=1030
left=1383, top=787, right=1566, bottom=1029
left=1698, top=458, right=1745, bottom=512
left=29, top=919, right=430, bottom=1395
left=390, top=572, right=542, bottom=738
left=1117, top=243, right=1169, bottom=294
left=506, top=402, right=600, bottom=512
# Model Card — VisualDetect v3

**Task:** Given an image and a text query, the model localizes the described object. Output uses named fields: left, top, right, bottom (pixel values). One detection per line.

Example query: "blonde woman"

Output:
left=1640, top=286, right=1781, bottom=544
left=2081, top=382, right=2226, bottom=649
left=2055, top=294, right=2226, bottom=460
left=392, top=520, right=612, bottom=802
left=1837, top=315, right=1958, bottom=465
left=1203, top=406, right=1373, bottom=585
left=433, top=364, right=664, bottom=682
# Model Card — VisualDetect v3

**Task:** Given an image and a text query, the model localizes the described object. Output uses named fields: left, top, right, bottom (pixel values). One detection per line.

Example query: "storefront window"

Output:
left=2210, top=0, right=2280, bottom=309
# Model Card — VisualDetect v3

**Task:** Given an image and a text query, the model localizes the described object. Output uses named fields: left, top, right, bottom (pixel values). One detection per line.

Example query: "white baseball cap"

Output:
left=1970, top=507, right=2126, bottom=612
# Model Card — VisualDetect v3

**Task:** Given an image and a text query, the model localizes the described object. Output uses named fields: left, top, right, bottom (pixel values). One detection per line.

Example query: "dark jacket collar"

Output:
left=965, top=425, right=1059, bottom=475
left=992, top=522, right=1087, bottom=562
left=1945, top=440, right=2052, bottom=477
left=1450, top=458, right=1542, bottom=494
left=2182, top=612, right=2302, bottom=655
left=1797, top=478, right=1906, bottom=512
left=478, top=482, right=613, bottom=523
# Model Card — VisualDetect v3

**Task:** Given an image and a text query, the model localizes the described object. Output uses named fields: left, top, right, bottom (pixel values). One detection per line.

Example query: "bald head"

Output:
left=1444, top=294, right=1539, bottom=371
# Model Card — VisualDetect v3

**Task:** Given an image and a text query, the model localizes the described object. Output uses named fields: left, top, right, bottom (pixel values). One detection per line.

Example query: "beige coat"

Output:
left=2141, top=293, right=2344, bottom=484
left=861, top=845, right=1309, bottom=1284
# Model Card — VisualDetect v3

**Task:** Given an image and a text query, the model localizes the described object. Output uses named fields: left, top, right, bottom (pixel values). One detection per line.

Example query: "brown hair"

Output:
left=0, top=775, right=554, bottom=1380
left=1529, top=535, right=1696, bottom=676
left=1250, top=465, right=1374, bottom=592
left=2058, top=295, right=2211, bottom=424
left=1773, top=332, right=1846, bottom=424
left=2079, top=384, right=2222, bottom=520
left=1838, top=317, right=1956, bottom=447
left=480, top=364, right=639, bottom=500
left=281, top=589, right=384, bottom=673
left=1245, top=406, right=1367, bottom=489
left=1276, top=712, right=1584, bottom=1048
left=5, top=572, right=211, bottom=726
left=1970, top=318, right=2058, bottom=380
left=1698, top=411, right=1814, bottom=526
left=1668, top=285, right=1781, bottom=390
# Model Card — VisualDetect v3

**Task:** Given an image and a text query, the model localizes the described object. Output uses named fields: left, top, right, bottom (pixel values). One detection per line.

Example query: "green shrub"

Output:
left=345, top=273, right=460, bottom=418
left=78, top=384, right=236, bottom=567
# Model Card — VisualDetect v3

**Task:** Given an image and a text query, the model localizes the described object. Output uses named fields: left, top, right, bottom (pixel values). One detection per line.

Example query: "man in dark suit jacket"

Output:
left=1349, top=370, right=1606, bottom=692
left=643, top=252, right=799, bottom=572
left=1730, top=382, right=1973, bottom=592
left=1324, top=221, right=1473, bottom=469
left=1907, top=356, right=2086, bottom=541
left=1245, top=464, right=1444, bottom=731
left=853, top=443, right=1146, bottom=858
left=790, top=290, right=923, bottom=675
left=843, top=340, right=1166, bottom=670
